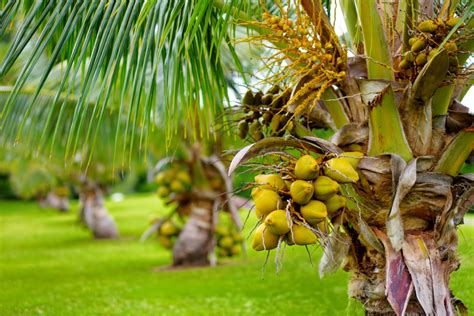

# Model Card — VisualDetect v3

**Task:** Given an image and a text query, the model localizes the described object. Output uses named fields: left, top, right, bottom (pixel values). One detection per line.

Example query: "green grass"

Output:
left=0, top=195, right=473, bottom=315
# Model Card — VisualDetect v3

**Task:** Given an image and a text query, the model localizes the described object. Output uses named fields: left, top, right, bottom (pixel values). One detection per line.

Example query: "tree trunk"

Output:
left=79, top=183, right=118, bottom=239
left=38, top=192, right=69, bottom=212
left=341, top=164, right=472, bottom=315
left=172, top=199, right=213, bottom=267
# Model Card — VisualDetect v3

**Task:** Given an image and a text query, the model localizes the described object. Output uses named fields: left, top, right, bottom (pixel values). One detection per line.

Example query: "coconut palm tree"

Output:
left=1, top=0, right=473, bottom=314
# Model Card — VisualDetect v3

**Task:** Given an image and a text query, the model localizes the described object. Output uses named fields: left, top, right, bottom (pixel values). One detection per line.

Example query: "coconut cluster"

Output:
left=251, top=152, right=362, bottom=251
left=399, top=16, right=463, bottom=74
left=238, top=86, right=293, bottom=140
left=215, top=225, right=243, bottom=258
left=152, top=218, right=181, bottom=249
left=155, top=167, right=192, bottom=199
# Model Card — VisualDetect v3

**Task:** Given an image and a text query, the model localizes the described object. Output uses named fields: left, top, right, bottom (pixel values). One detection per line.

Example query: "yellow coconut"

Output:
left=232, top=232, right=243, bottom=242
left=219, top=236, right=234, bottom=249
left=157, top=186, right=170, bottom=198
left=324, top=158, right=359, bottom=183
left=325, top=194, right=347, bottom=214
left=264, top=210, right=291, bottom=235
left=313, top=175, right=340, bottom=200
left=170, top=179, right=187, bottom=194
left=418, top=20, right=438, bottom=33
left=176, top=171, right=191, bottom=185
left=300, top=200, right=328, bottom=225
left=160, top=221, right=179, bottom=236
left=290, top=180, right=314, bottom=205
left=287, top=224, right=317, bottom=245
left=255, top=174, right=286, bottom=191
left=154, top=172, right=167, bottom=185
left=411, top=38, right=428, bottom=52
left=294, top=155, right=319, bottom=180
left=253, top=189, right=282, bottom=219
left=340, top=152, right=364, bottom=168
left=252, top=224, right=279, bottom=251
left=230, top=244, right=241, bottom=256
left=158, top=235, right=173, bottom=249
left=215, top=225, right=230, bottom=237
left=317, top=220, right=330, bottom=234
left=218, top=248, right=229, bottom=257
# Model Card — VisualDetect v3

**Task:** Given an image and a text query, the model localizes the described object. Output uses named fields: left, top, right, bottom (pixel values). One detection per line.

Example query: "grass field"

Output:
left=1, top=194, right=473, bottom=315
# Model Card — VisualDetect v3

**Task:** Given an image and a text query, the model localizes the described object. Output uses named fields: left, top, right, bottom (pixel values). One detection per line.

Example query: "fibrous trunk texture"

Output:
left=79, top=183, right=118, bottom=239
left=341, top=159, right=472, bottom=315
left=38, top=192, right=69, bottom=212
left=172, top=199, right=213, bottom=267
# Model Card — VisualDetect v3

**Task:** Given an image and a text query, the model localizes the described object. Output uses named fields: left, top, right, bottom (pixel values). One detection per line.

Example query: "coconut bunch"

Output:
left=53, top=186, right=70, bottom=197
left=155, top=166, right=192, bottom=200
left=215, top=225, right=243, bottom=258
left=150, top=218, right=181, bottom=250
left=251, top=151, right=363, bottom=251
left=237, top=86, right=294, bottom=140
left=399, top=16, right=464, bottom=74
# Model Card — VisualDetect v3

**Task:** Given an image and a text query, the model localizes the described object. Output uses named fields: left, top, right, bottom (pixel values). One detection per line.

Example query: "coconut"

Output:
left=408, top=37, right=418, bottom=47
left=270, top=114, right=281, bottom=133
left=158, top=235, right=173, bottom=249
left=399, top=59, right=412, bottom=69
left=255, top=174, right=286, bottom=191
left=215, top=225, right=230, bottom=237
left=261, top=93, right=273, bottom=105
left=403, top=51, right=415, bottom=62
left=313, top=175, right=340, bottom=200
left=176, top=171, right=191, bottom=186
left=415, top=53, right=427, bottom=66
left=340, top=152, right=364, bottom=168
left=232, top=232, right=243, bottom=242
left=294, top=155, right=319, bottom=180
left=317, top=220, right=330, bottom=234
left=218, top=248, right=229, bottom=257
left=262, top=111, right=273, bottom=124
left=253, top=189, right=282, bottom=219
left=242, top=90, right=254, bottom=105
left=446, top=17, right=460, bottom=28
left=411, top=38, right=428, bottom=52
left=325, top=194, right=347, bottom=214
left=290, top=180, right=314, bottom=205
left=155, top=171, right=167, bottom=185
left=219, top=236, right=234, bottom=249
left=238, top=120, right=249, bottom=139
left=230, top=244, right=241, bottom=256
left=157, top=186, right=170, bottom=198
left=160, top=221, right=179, bottom=236
left=254, top=91, right=263, bottom=105
left=324, top=158, right=359, bottom=183
left=252, top=224, right=279, bottom=251
left=287, top=224, right=317, bottom=245
left=418, top=20, right=438, bottom=33
left=300, top=200, right=327, bottom=225
left=264, top=210, right=291, bottom=235
left=170, top=179, right=187, bottom=194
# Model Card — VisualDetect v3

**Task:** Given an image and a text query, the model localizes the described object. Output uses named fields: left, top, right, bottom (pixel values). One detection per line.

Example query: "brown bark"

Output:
left=79, top=183, right=118, bottom=239
left=38, top=192, right=70, bottom=212
left=342, top=166, right=471, bottom=315
left=172, top=198, right=213, bottom=267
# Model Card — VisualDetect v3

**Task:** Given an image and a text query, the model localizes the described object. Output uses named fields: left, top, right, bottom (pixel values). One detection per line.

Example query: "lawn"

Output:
left=0, top=195, right=473, bottom=315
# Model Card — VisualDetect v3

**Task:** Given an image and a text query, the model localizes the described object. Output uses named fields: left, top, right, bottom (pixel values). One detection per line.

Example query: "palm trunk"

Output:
left=343, top=162, right=472, bottom=315
left=172, top=198, right=213, bottom=267
left=38, top=192, right=69, bottom=212
left=79, top=182, right=118, bottom=239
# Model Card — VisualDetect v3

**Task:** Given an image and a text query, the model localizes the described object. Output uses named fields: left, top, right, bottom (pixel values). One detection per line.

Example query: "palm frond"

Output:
left=0, top=0, right=251, bottom=156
